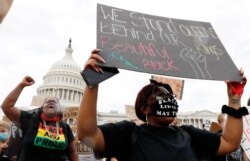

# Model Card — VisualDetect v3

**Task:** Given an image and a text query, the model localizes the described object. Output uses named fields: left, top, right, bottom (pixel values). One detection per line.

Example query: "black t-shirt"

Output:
left=0, top=153, right=12, bottom=161
left=94, top=120, right=220, bottom=161
left=17, top=110, right=75, bottom=161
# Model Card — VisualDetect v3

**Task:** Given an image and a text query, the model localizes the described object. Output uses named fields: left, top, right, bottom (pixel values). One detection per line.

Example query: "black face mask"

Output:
left=141, top=80, right=178, bottom=118
left=150, top=95, right=179, bottom=117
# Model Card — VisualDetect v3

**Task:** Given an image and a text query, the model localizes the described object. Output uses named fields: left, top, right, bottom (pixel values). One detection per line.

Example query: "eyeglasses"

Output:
left=155, top=86, right=176, bottom=99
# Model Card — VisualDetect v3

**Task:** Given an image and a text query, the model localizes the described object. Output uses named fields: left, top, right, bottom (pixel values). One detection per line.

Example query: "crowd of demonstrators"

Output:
left=215, top=114, right=249, bottom=161
left=77, top=48, right=248, bottom=161
left=1, top=76, right=79, bottom=161
left=0, top=120, right=17, bottom=161
left=0, top=120, right=12, bottom=161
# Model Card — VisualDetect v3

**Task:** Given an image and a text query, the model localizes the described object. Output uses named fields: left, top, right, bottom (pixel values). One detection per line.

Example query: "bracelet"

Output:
left=221, top=105, right=249, bottom=118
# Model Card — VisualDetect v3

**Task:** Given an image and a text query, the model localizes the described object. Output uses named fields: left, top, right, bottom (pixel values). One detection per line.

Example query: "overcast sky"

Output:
left=1, top=0, right=250, bottom=119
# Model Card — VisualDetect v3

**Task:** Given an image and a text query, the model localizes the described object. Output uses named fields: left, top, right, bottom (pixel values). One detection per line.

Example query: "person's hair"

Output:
left=135, top=83, right=154, bottom=122
left=217, top=113, right=226, bottom=124
left=247, top=98, right=250, bottom=106
left=0, top=120, right=10, bottom=130
left=134, top=81, right=174, bottom=122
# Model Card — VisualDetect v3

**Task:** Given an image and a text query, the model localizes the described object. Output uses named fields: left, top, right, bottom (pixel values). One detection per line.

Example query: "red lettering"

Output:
left=143, top=59, right=179, bottom=72
left=100, top=35, right=115, bottom=50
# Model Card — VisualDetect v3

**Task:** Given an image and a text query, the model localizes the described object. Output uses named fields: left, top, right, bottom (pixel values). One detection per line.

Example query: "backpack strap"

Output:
left=59, top=121, right=69, bottom=148
left=59, top=121, right=68, bottom=134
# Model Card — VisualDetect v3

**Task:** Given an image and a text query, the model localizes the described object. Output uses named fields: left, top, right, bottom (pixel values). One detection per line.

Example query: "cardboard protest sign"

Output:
left=241, top=115, right=250, bottom=160
left=4, top=123, right=23, bottom=157
left=209, top=122, right=222, bottom=133
left=96, top=3, right=242, bottom=82
left=151, top=75, right=184, bottom=100
left=63, top=107, right=94, bottom=155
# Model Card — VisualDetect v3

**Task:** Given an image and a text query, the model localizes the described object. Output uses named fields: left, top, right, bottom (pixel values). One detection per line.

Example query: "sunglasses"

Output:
left=141, top=80, right=175, bottom=107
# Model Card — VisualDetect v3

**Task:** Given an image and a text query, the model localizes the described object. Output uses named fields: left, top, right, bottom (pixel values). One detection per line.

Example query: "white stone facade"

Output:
left=97, top=109, right=218, bottom=130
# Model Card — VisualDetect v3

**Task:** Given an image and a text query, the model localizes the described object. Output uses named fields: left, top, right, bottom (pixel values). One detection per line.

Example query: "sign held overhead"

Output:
left=96, top=3, right=241, bottom=81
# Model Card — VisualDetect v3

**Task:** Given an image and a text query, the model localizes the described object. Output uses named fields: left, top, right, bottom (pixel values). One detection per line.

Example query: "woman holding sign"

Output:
left=1, top=76, right=79, bottom=161
left=77, top=48, right=248, bottom=161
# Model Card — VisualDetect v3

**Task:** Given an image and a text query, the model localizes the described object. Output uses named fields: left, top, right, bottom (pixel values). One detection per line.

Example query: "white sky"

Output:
left=1, top=0, right=250, bottom=119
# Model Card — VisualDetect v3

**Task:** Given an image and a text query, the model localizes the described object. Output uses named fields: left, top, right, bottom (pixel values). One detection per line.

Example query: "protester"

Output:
left=217, top=113, right=227, bottom=130
left=0, top=120, right=11, bottom=161
left=77, top=48, right=248, bottom=161
left=1, top=76, right=79, bottom=161
left=169, top=117, right=179, bottom=126
left=215, top=113, right=249, bottom=161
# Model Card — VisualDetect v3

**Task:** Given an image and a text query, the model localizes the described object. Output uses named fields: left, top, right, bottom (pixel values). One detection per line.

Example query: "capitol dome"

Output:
left=49, top=43, right=82, bottom=73
left=31, top=39, right=86, bottom=109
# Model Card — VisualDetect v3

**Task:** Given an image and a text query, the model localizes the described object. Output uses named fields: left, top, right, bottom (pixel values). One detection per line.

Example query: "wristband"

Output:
left=221, top=105, right=249, bottom=118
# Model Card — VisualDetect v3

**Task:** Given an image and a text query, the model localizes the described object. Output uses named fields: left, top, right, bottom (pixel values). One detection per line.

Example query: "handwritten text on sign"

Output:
left=241, top=115, right=250, bottom=160
left=96, top=4, right=241, bottom=81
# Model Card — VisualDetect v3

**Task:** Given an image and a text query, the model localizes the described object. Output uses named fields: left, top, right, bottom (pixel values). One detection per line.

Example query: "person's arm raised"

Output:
left=1, top=76, right=35, bottom=126
left=218, top=68, right=248, bottom=155
left=77, top=49, right=106, bottom=151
